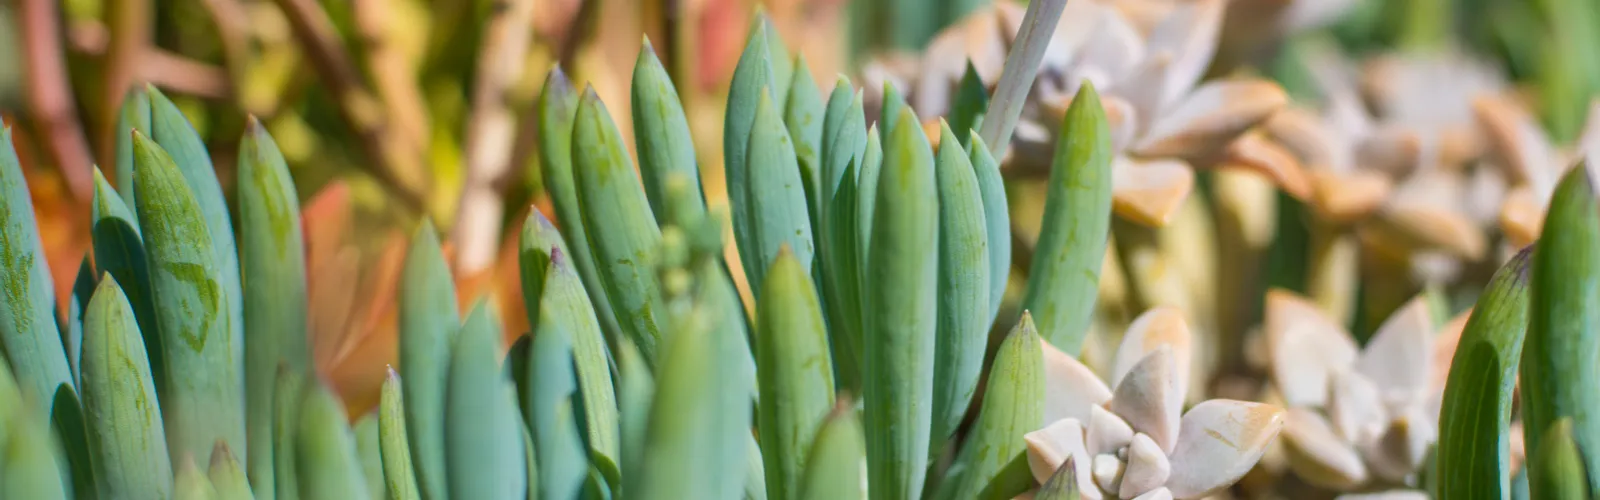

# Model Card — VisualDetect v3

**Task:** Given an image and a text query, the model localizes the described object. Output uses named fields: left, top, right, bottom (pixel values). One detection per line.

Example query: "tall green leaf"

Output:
left=80, top=277, right=172, bottom=499
left=1437, top=246, right=1533, bottom=499
left=757, top=250, right=836, bottom=500
left=379, top=369, right=421, bottom=500
left=445, top=303, right=526, bottom=500
left=726, top=17, right=781, bottom=281
left=398, top=221, right=459, bottom=500
left=0, top=126, right=72, bottom=408
left=1020, top=83, right=1113, bottom=353
left=238, top=118, right=309, bottom=499
left=573, top=87, right=668, bottom=364
left=633, top=39, right=704, bottom=223
left=113, top=86, right=152, bottom=209
left=520, top=210, right=621, bottom=479
left=1530, top=419, right=1591, bottom=499
left=929, top=121, right=991, bottom=458
left=786, top=55, right=826, bottom=222
left=524, top=316, right=590, bottom=500
left=744, top=90, right=816, bottom=294
left=947, top=61, right=989, bottom=147
left=90, top=168, right=161, bottom=396
left=1523, top=161, right=1600, bottom=497
left=145, top=87, right=243, bottom=397
left=133, top=132, right=244, bottom=467
left=539, top=67, right=626, bottom=353
left=935, top=315, right=1044, bottom=500
left=968, top=134, right=1009, bottom=322
left=208, top=443, right=254, bottom=500
left=296, top=382, right=370, bottom=499
left=863, top=107, right=940, bottom=500
left=797, top=403, right=866, bottom=500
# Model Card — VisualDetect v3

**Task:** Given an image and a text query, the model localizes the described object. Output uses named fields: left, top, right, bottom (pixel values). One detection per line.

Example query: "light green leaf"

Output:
left=80, top=277, right=172, bottom=499
left=757, top=250, right=836, bottom=500
left=445, top=303, right=526, bottom=500
left=929, top=121, right=991, bottom=459
left=398, top=221, right=459, bottom=500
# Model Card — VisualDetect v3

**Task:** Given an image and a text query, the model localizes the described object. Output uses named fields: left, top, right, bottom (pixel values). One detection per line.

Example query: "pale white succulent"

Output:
left=1023, top=307, right=1287, bottom=499
left=1264, top=289, right=1476, bottom=492
left=864, top=0, right=1304, bottom=228
left=1474, top=93, right=1600, bottom=247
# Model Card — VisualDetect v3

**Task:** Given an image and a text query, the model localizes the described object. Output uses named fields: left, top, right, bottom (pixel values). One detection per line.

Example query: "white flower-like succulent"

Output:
left=1024, top=307, right=1286, bottom=499
left=1474, top=93, right=1600, bottom=247
left=867, top=0, right=1302, bottom=228
left=1264, top=290, right=1470, bottom=491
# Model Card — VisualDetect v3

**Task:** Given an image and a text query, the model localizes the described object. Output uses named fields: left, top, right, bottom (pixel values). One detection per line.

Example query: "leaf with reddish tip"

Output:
left=1310, top=170, right=1391, bottom=223
left=1222, top=133, right=1312, bottom=200
left=1473, top=94, right=1559, bottom=192
left=1165, top=400, right=1285, bottom=498
left=1110, top=306, right=1191, bottom=390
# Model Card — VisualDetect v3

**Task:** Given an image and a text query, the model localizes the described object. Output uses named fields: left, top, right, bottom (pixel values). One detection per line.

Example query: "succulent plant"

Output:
left=1474, top=93, right=1600, bottom=247
left=0, top=9, right=1256, bottom=500
left=1265, top=289, right=1472, bottom=492
left=1023, top=307, right=1286, bottom=499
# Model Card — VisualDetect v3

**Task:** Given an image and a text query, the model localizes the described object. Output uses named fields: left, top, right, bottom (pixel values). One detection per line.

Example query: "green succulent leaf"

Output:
left=856, top=126, right=883, bottom=267
left=929, top=121, right=992, bottom=459
left=573, top=87, right=668, bottom=365
left=238, top=117, right=309, bottom=499
left=797, top=403, right=866, bottom=500
left=1020, top=83, right=1113, bottom=354
left=617, top=339, right=653, bottom=497
left=397, top=221, right=459, bottom=500
left=272, top=367, right=307, bottom=500
left=947, top=61, right=989, bottom=147
left=80, top=277, right=172, bottom=499
left=936, top=314, right=1044, bottom=500
left=175, top=456, right=219, bottom=500
left=207, top=443, right=255, bottom=500
left=132, top=132, right=244, bottom=466
left=378, top=369, right=422, bottom=500
left=1437, top=246, right=1533, bottom=499
left=445, top=303, right=527, bottom=500
left=520, top=210, right=622, bottom=478
left=633, top=39, right=704, bottom=224
left=818, top=83, right=868, bottom=392
left=1034, top=458, right=1082, bottom=500
left=296, top=381, right=370, bottom=500
left=1530, top=419, right=1591, bottom=499
left=524, top=311, right=591, bottom=499
left=863, top=106, right=940, bottom=500
left=50, top=383, right=95, bottom=499
left=786, top=55, right=825, bottom=221
left=726, top=19, right=782, bottom=281
left=635, top=260, right=752, bottom=500
left=757, top=250, right=837, bottom=500
left=967, top=133, right=1010, bottom=322
left=61, top=257, right=95, bottom=385
left=113, top=86, right=152, bottom=210
left=539, top=66, right=626, bottom=353
left=0, top=126, right=73, bottom=410
left=1, top=408, right=70, bottom=499
left=1523, top=161, right=1600, bottom=498
left=743, top=90, right=816, bottom=294
left=91, top=168, right=162, bottom=396
left=145, top=87, right=243, bottom=394
left=356, top=415, right=386, bottom=500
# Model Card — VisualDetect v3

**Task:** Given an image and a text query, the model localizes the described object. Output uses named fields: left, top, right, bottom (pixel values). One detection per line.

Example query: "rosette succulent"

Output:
left=1023, top=307, right=1286, bottom=499
left=1264, top=289, right=1495, bottom=493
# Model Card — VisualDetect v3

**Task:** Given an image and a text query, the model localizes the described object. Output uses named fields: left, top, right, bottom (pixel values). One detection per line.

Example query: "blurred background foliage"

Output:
left=0, top=0, right=1596, bottom=414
